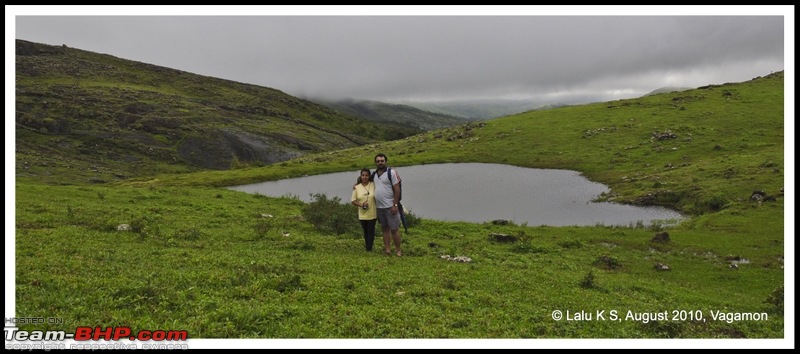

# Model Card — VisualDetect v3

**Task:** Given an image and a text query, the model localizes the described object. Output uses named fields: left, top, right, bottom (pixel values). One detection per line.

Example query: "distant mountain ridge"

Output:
left=311, top=98, right=471, bottom=130
left=644, top=86, right=695, bottom=96
left=400, top=99, right=548, bottom=120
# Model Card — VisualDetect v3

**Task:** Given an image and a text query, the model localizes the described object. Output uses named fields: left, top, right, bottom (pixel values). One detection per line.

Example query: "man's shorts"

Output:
left=376, top=207, right=401, bottom=231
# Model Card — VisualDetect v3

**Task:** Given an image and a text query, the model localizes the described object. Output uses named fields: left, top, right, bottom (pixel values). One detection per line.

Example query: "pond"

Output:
left=227, top=163, right=685, bottom=227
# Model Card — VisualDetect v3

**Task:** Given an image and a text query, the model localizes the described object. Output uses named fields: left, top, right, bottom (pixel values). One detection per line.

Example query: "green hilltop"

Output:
left=15, top=39, right=421, bottom=184
left=14, top=38, right=786, bottom=340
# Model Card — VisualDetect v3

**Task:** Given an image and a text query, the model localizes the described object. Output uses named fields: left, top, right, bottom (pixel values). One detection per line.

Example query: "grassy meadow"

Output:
left=14, top=72, right=787, bottom=340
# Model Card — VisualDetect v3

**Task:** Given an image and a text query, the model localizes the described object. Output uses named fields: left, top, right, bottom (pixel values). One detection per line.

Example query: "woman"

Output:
left=351, top=168, right=377, bottom=252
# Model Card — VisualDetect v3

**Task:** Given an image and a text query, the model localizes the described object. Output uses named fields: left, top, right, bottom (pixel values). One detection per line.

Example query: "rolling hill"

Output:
left=14, top=39, right=422, bottom=184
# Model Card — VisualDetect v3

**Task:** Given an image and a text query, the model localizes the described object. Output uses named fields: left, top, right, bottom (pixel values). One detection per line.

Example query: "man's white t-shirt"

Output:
left=373, top=168, right=400, bottom=209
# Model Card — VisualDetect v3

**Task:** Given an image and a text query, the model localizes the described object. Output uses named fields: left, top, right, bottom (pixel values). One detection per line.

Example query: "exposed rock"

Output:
left=489, top=233, right=517, bottom=243
left=594, top=255, right=622, bottom=270
left=725, top=255, right=750, bottom=268
left=651, top=231, right=670, bottom=243
left=440, top=255, right=473, bottom=263
left=651, top=130, right=677, bottom=140
left=654, top=263, right=671, bottom=271
left=751, top=190, right=766, bottom=200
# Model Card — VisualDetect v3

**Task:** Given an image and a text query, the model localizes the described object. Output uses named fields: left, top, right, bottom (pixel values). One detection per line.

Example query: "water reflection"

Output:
left=228, top=163, right=684, bottom=227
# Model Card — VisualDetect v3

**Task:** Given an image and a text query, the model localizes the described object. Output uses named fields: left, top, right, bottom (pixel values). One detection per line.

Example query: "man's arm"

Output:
left=392, top=183, right=400, bottom=207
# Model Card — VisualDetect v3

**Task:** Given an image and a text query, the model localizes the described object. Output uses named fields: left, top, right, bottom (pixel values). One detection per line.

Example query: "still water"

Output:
left=228, top=163, right=684, bottom=227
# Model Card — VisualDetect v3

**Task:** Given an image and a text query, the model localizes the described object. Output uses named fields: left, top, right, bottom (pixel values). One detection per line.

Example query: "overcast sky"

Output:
left=8, top=6, right=791, bottom=105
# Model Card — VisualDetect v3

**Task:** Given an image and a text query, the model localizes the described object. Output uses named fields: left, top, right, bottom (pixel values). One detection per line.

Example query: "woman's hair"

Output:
left=357, top=168, right=372, bottom=184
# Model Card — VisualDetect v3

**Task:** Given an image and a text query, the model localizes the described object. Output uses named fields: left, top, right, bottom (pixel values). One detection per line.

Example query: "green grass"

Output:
left=14, top=72, right=786, bottom=339
left=14, top=183, right=783, bottom=338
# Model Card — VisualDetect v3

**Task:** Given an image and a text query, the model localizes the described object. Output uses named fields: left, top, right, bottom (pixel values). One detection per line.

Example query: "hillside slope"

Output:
left=14, top=39, right=415, bottom=184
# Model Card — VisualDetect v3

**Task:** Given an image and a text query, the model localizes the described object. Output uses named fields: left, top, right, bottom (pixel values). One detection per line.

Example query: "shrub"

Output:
left=559, top=240, right=584, bottom=249
left=685, top=193, right=731, bottom=215
left=276, top=274, right=304, bottom=293
left=764, top=285, right=784, bottom=313
left=593, top=255, right=622, bottom=270
left=254, top=219, right=273, bottom=239
left=401, top=207, right=421, bottom=229
left=173, top=227, right=203, bottom=241
left=130, top=214, right=162, bottom=240
left=703, top=193, right=729, bottom=212
left=302, top=193, right=359, bottom=235
left=580, top=270, right=597, bottom=289
left=511, top=241, right=549, bottom=254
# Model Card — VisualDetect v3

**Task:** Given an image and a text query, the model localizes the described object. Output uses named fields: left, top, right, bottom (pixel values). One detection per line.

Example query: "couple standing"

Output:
left=350, top=153, right=403, bottom=256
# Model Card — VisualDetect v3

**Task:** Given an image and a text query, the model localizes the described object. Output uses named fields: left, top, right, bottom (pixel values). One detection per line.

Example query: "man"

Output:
left=373, top=153, right=402, bottom=256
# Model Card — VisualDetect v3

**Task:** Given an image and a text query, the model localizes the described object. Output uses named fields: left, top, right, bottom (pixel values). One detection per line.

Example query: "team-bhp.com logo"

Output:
left=6, top=322, right=189, bottom=350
